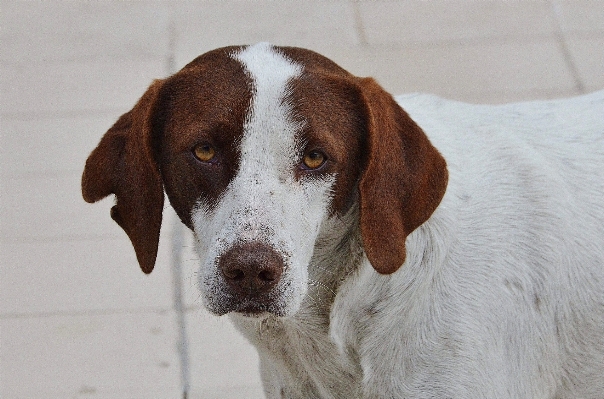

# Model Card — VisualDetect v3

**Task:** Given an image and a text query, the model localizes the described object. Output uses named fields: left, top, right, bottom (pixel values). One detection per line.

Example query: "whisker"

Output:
left=303, top=288, right=324, bottom=311
left=310, top=264, right=338, bottom=276
left=308, top=278, right=337, bottom=297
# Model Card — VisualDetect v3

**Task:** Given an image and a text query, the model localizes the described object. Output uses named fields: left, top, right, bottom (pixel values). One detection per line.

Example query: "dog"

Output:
left=82, top=43, right=604, bottom=398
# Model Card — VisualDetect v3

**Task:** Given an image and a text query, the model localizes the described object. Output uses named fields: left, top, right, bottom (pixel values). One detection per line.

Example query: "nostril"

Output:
left=258, top=269, right=276, bottom=282
left=224, top=268, right=245, bottom=281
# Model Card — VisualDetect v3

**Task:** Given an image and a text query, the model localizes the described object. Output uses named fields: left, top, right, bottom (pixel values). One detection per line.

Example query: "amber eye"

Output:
left=302, top=150, right=326, bottom=170
left=193, top=144, right=216, bottom=162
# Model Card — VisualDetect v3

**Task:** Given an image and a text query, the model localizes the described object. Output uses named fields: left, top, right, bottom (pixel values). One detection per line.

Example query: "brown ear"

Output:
left=358, top=78, right=448, bottom=274
left=82, top=80, right=164, bottom=274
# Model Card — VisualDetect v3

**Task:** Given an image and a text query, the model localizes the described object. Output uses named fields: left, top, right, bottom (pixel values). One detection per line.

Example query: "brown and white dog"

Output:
left=83, top=43, right=604, bottom=398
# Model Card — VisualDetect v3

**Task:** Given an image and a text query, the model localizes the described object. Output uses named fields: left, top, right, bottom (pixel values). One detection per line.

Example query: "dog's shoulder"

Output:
left=327, top=91, right=604, bottom=398
left=396, top=90, right=604, bottom=142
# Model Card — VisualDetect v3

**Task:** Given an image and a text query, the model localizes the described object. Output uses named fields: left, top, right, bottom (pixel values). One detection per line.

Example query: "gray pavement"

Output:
left=1, top=1, right=603, bottom=398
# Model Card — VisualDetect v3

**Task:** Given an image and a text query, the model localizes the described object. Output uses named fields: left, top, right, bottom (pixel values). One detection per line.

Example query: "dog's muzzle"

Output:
left=217, top=241, right=286, bottom=315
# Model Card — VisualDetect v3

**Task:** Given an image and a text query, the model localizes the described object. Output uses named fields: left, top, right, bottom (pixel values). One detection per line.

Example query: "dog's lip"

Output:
left=234, top=303, right=281, bottom=317
left=229, top=297, right=287, bottom=318
left=237, top=309, right=271, bottom=318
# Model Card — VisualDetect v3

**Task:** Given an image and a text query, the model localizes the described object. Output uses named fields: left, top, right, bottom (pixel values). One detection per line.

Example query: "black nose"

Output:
left=218, top=242, right=284, bottom=295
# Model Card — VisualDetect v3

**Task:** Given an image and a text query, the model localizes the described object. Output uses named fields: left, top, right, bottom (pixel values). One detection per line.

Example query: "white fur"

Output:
left=193, top=44, right=604, bottom=399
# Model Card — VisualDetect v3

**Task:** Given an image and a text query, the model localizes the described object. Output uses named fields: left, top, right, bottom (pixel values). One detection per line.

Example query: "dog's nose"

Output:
left=218, top=242, right=284, bottom=294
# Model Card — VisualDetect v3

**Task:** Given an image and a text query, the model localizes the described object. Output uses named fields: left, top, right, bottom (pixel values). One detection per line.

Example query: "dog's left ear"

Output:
left=82, top=80, right=165, bottom=274
left=357, top=78, right=448, bottom=274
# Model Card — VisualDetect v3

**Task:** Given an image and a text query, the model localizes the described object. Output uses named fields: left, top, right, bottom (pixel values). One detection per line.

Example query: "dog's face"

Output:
left=159, top=44, right=367, bottom=315
left=82, top=43, right=448, bottom=318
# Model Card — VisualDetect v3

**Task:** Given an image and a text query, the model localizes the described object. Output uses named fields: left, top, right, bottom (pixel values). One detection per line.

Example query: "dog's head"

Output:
left=82, top=43, right=447, bottom=317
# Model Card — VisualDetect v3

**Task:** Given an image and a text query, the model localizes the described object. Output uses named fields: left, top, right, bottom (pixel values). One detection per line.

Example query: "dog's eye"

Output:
left=193, top=144, right=216, bottom=162
left=303, top=150, right=326, bottom=170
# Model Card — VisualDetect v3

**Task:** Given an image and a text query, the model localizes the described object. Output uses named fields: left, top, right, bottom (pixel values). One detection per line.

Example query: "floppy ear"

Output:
left=357, top=78, right=448, bottom=274
left=82, top=80, right=164, bottom=274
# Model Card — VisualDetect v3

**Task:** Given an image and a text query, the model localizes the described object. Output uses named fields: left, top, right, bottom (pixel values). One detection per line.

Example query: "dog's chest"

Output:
left=232, top=313, right=362, bottom=398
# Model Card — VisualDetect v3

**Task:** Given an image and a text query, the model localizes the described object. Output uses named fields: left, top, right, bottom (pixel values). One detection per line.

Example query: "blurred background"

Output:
left=1, top=1, right=602, bottom=398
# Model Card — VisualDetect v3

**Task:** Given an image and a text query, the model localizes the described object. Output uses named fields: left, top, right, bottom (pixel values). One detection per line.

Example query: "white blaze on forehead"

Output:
left=193, top=43, right=336, bottom=316
left=233, top=42, right=303, bottom=173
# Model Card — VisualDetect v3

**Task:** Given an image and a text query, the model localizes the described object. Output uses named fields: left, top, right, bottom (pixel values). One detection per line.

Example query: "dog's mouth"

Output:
left=211, top=292, right=290, bottom=318
left=232, top=300, right=287, bottom=318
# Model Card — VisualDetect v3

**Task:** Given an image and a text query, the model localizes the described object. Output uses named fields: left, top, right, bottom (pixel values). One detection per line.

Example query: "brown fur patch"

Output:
left=286, top=68, right=368, bottom=215
left=152, top=47, right=253, bottom=228
left=82, top=80, right=165, bottom=274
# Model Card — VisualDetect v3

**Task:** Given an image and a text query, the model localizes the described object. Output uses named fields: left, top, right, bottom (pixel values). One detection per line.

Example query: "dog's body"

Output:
left=235, top=91, right=604, bottom=399
left=83, top=43, right=604, bottom=398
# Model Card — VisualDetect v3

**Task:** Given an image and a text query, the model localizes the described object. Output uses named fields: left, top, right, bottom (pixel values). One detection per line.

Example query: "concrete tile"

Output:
left=1, top=173, right=122, bottom=240
left=359, top=0, right=557, bottom=45
left=172, top=0, right=358, bottom=70
left=0, top=233, right=174, bottom=315
left=0, top=59, right=166, bottom=116
left=1, top=171, right=174, bottom=242
left=325, top=38, right=576, bottom=103
left=0, top=312, right=181, bottom=398
left=553, top=0, right=604, bottom=34
left=0, top=114, right=118, bottom=177
left=185, top=308, right=264, bottom=396
left=0, top=1, right=171, bottom=64
left=565, top=35, right=604, bottom=89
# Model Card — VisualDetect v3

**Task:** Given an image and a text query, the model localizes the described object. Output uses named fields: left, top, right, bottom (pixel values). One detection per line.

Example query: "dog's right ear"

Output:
left=82, top=80, right=164, bottom=274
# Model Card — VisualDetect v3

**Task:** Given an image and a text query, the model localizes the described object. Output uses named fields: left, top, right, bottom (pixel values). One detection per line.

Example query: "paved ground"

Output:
left=1, top=1, right=602, bottom=398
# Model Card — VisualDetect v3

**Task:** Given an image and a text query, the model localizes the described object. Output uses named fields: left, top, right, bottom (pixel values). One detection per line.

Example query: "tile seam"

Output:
left=166, top=17, right=191, bottom=398
left=171, top=221, right=191, bottom=399
left=352, top=0, right=368, bottom=46
left=0, top=306, right=171, bottom=320
left=550, top=0, right=586, bottom=93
